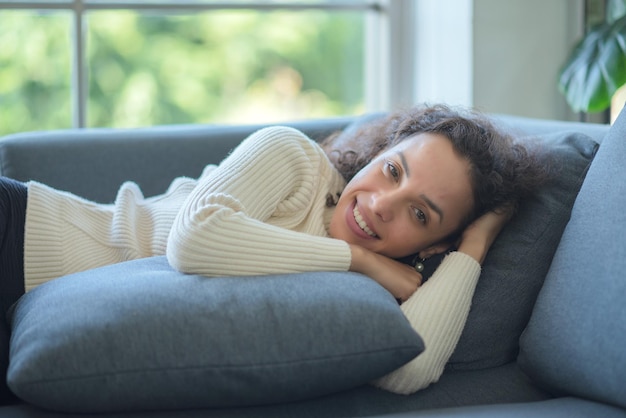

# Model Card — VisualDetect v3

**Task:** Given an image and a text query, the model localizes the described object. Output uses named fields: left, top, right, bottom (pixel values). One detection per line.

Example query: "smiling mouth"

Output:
left=353, top=205, right=378, bottom=238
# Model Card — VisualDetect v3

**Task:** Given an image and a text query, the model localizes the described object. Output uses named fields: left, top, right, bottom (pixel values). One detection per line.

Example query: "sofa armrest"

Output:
left=0, top=118, right=352, bottom=203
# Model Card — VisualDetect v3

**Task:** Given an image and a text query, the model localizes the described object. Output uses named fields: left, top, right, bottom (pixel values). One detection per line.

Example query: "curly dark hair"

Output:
left=322, top=104, right=546, bottom=233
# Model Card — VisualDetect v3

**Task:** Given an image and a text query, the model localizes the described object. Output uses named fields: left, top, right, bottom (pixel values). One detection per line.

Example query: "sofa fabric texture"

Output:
left=518, top=108, right=626, bottom=409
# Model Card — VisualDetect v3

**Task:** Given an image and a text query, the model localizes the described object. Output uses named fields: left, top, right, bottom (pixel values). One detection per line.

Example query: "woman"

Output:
left=1, top=104, right=543, bottom=395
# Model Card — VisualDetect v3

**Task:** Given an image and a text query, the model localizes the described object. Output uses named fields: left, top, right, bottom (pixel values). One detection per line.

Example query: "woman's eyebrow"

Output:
left=420, top=194, right=444, bottom=224
left=396, top=151, right=410, bottom=177
left=396, top=150, right=445, bottom=224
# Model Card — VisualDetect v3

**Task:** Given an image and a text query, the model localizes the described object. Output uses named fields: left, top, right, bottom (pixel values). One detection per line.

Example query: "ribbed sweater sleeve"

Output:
left=166, top=126, right=351, bottom=276
left=372, top=251, right=481, bottom=394
left=24, top=177, right=198, bottom=290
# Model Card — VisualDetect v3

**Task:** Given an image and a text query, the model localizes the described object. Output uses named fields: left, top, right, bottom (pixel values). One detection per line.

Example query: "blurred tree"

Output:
left=0, top=11, right=72, bottom=135
left=1, top=8, right=364, bottom=135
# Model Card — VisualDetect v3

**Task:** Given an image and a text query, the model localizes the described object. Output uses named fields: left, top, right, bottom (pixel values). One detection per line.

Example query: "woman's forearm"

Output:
left=349, top=244, right=423, bottom=303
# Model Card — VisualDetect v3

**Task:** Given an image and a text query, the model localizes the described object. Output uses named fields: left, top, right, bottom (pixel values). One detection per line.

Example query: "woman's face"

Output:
left=329, top=132, right=474, bottom=258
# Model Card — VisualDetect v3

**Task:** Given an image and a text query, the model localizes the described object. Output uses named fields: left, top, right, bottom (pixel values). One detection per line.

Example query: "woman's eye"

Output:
left=386, top=161, right=399, bottom=179
left=414, top=208, right=427, bottom=224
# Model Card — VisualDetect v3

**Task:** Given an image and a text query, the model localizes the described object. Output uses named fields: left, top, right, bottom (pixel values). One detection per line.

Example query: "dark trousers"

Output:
left=0, top=176, right=28, bottom=404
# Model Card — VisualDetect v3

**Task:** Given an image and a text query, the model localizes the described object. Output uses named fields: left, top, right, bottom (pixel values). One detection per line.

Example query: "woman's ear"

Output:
left=418, top=242, right=453, bottom=259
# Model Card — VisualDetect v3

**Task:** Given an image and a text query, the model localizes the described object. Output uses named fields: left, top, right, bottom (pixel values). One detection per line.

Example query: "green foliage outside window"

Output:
left=0, top=9, right=365, bottom=135
left=0, top=12, right=72, bottom=134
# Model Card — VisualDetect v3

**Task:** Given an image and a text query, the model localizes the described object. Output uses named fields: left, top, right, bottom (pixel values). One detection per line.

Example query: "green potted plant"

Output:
left=559, top=0, right=626, bottom=119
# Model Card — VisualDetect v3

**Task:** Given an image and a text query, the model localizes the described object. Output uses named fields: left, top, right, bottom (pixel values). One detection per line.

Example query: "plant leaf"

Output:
left=559, top=15, right=626, bottom=113
left=607, top=0, right=626, bottom=24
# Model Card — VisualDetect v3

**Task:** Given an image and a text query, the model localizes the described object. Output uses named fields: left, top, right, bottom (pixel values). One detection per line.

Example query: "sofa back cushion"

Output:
left=446, top=130, right=600, bottom=370
left=518, top=107, right=626, bottom=409
left=0, top=119, right=350, bottom=203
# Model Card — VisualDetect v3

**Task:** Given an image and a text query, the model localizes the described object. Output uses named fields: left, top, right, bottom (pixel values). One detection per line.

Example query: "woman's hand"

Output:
left=457, top=206, right=514, bottom=264
left=349, top=244, right=423, bottom=302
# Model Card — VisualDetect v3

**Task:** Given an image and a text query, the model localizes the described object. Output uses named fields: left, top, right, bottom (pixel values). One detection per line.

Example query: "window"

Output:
left=1, top=0, right=419, bottom=136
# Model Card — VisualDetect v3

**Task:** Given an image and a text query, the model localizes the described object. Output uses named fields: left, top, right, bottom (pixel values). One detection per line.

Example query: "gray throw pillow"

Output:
left=8, top=257, right=423, bottom=414
left=446, top=130, right=598, bottom=369
left=518, top=109, right=626, bottom=409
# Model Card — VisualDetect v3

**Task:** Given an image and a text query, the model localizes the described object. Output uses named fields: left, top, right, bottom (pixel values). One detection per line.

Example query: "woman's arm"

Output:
left=166, top=126, right=351, bottom=277
left=349, top=244, right=424, bottom=302
left=371, top=209, right=512, bottom=394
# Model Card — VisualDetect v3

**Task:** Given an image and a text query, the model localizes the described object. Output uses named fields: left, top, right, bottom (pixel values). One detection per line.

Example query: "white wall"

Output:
left=413, top=0, right=474, bottom=108
left=412, top=0, right=584, bottom=121
left=472, top=0, right=583, bottom=120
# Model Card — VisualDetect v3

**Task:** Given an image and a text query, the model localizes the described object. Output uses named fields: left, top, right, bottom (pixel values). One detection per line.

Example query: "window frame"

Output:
left=0, top=0, right=417, bottom=129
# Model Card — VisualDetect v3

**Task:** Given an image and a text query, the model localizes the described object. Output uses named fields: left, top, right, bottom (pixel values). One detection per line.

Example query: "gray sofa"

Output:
left=0, top=107, right=624, bottom=418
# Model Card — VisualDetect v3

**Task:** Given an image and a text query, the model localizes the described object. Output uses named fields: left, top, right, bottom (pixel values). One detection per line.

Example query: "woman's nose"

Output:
left=371, top=192, right=396, bottom=222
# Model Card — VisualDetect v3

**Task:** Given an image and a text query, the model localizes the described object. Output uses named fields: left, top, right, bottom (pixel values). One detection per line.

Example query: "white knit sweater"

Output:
left=23, top=125, right=481, bottom=395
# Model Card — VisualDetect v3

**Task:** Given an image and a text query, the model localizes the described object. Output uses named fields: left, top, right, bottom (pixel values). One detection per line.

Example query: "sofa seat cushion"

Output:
left=7, top=257, right=423, bottom=414
left=518, top=108, right=626, bottom=409
left=392, top=398, right=626, bottom=418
